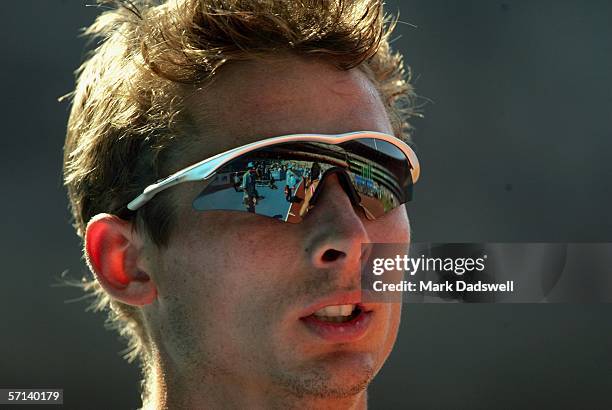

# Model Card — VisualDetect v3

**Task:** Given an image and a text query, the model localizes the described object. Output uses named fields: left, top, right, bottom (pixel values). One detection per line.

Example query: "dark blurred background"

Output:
left=1, top=1, right=611, bottom=409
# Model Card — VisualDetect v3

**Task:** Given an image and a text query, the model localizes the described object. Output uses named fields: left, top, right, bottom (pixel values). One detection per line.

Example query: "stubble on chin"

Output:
left=269, top=357, right=376, bottom=400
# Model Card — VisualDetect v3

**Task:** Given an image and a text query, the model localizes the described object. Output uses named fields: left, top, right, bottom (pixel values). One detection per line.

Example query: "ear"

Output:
left=85, top=213, right=157, bottom=306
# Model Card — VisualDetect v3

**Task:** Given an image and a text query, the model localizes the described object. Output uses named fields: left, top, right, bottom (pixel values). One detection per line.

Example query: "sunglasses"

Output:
left=127, top=131, right=420, bottom=223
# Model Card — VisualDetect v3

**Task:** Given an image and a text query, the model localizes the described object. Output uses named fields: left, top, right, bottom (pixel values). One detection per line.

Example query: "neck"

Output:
left=142, top=362, right=368, bottom=410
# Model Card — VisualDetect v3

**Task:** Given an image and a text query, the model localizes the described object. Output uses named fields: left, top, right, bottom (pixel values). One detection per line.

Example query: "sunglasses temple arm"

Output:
left=126, top=173, right=195, bottom=211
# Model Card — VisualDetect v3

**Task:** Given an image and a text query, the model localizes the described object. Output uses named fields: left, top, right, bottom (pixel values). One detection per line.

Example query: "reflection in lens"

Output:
left=193, top=139, right=413, bottom=223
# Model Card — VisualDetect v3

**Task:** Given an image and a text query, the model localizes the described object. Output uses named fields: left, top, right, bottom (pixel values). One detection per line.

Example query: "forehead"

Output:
left=181, top=55, right=393, bottom=162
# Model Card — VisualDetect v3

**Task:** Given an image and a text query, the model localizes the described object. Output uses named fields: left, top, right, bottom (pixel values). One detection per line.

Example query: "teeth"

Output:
left=314, top=304, right=356, bottom=317
left=340, top=304, right=354, bottom=316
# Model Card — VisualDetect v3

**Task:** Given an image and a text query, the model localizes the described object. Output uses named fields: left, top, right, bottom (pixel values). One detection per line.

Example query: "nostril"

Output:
left=321, top=249, right=345, bottom=262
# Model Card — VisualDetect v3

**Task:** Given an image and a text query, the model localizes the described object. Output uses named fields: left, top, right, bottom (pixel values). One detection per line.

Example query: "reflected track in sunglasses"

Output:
left=192, top=139, right=414, bottom=223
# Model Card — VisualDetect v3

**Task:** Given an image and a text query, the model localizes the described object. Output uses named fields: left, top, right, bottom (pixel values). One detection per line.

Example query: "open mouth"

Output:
left=300, top=303, right=372, bottom=343
left=310, top=304, right=363, bottom=323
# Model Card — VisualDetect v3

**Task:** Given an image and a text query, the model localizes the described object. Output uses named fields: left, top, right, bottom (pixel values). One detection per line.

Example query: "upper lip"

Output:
left=299, top=290, right=365, bottom=318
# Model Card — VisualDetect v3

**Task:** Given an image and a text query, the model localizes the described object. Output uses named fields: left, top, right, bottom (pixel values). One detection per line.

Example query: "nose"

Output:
left=303, top=173, right=371, bottom=271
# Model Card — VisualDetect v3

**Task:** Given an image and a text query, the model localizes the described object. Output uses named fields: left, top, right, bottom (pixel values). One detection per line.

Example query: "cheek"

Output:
left=366, top=206, right=411, bottom=243
left=147, top=211, right=305, bottom=360
left=157, top=213, right=280, bottom=308
left=382, top=303, right=402, bottom=356
left=363, top=302, right=402, bottom=373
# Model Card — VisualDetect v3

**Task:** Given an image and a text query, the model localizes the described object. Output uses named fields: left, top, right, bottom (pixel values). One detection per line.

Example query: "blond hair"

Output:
left=63, top=0, right=417, bottom=400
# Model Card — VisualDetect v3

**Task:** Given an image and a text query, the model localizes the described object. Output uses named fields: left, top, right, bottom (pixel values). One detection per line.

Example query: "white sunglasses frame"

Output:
left=127, top=130, right=420, bottom=211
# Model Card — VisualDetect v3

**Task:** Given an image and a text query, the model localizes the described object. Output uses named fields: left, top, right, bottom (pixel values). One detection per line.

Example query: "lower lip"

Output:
left=300, top=310, right=372, bottom=343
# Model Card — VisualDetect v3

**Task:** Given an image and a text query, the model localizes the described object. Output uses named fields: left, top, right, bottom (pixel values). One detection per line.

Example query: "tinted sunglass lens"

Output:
left=192, top=139, right=413, bottom=222
left=192, top=160, right=311, bottom=222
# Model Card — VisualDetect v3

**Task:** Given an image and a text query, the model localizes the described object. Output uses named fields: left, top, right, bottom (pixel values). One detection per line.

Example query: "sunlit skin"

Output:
left=87, top=55, right=410, bottom=410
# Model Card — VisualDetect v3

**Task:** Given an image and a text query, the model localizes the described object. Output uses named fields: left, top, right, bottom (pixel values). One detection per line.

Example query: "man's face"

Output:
left=141, top=56, right=410, bottom=397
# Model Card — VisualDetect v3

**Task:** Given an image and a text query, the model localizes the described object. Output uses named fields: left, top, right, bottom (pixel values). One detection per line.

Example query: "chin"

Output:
left=276, top=350, right=379, bottom=399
